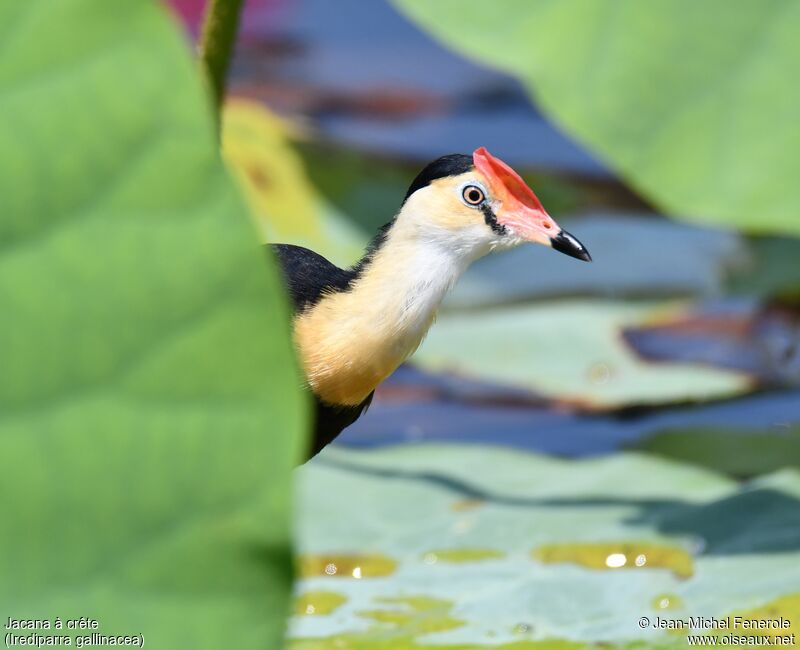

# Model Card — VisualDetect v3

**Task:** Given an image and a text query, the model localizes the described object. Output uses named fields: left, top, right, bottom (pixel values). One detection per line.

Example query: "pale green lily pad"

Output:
left=393, top=0, right=800, bottom=236
left=291, top=445, right=800, bottom=646
left=0, top=0, right=305, bottom=647
left=413, top=300, right=750, bottom=408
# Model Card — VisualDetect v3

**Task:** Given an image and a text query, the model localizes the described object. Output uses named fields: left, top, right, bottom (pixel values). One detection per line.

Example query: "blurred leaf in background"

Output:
left=223, top=99, right=365, bottom=267
left=727, top=236, right=800, bottom=303
left=296, top=145, right=585, bottom=240
left=0, top=0, right=305, bottom=647
left=633, top=425, right=800, bottom=479
left=393, top=0, right=800, bottom=235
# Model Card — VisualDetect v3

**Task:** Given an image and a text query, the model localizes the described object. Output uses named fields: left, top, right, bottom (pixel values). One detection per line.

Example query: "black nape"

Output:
left=351, top=221, right=392, bottom=275
left=403, top=153, right=473, bottom=201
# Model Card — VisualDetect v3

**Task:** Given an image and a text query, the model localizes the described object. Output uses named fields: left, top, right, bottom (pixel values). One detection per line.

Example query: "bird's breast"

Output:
left=293, top=288, right=433, bottom=406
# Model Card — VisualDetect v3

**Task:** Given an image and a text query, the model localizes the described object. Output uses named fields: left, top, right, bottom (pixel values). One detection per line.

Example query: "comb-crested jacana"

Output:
left=273, top=148, right=591, bottom=459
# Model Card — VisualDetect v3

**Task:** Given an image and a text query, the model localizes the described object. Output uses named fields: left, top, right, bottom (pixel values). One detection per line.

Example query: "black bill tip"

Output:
left=550, top=229, right=592, bottom=262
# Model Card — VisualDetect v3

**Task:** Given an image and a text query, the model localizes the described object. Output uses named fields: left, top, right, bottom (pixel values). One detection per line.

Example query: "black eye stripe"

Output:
left=480, top=204, right=507, bottom=235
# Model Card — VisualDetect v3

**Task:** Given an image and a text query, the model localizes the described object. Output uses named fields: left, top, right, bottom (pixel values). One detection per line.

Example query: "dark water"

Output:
left=232, top=0, right=608, bottom=175
left=338, top=365, right=800, bottom=455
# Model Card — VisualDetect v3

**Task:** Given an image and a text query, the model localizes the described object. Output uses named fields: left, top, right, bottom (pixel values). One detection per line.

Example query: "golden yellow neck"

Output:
left=293, top=221, right=471, bottom=406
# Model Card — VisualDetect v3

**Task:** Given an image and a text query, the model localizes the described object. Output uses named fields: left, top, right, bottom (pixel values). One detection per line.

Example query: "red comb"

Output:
left=472, top=147, right=545, bottom=212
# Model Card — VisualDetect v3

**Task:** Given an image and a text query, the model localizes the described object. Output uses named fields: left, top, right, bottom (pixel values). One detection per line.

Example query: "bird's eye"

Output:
left=461, top=185, right=485, bottom=206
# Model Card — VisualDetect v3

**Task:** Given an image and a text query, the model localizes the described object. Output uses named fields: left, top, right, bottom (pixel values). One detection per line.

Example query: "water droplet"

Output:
left=588, top=362, right=612, bottom=384
left=293, top=590, right=347, bottom=616
left=352, top=566, right=362, bottom=579
left=513, top=622, right=533, bottom=635
left=534, top=542, right=693, bottom=578
left=452, top=518, right=474, bottom=535
left=652, top=593, right=683, bottom=610
left=423, top=552, right=438, bottom=565
left=605, top=552, right=627, bottom=568
left=635, top=554, right=647, bottom=567
left=451, top=499, right=484, bottom=512
left=298, top=553, right=397, bottom=578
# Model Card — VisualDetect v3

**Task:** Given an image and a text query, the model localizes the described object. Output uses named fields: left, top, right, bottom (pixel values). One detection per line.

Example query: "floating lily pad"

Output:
left=291, top=445, right=800, bottom=646
left=413, top=300, right=751, bottom=408
left=728, top=236, right=800, bottom=302
left=294, top=591, right=348, bottom=617
left=422, top=548, right=505, bottom=564
left=533, top=541, right=694, bottom=579
left=622, top=301, right=800, bottom=386
left=298, top=553, right=398, bottom=579
left=633, top=426, right=800, bottom=479
left=356, top=596, right=465, bottom=636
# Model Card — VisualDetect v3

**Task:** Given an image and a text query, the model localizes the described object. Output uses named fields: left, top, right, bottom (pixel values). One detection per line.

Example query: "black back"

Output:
left=270, top=243, right=373, bottom=459
left=272, top=244, right=357, bottom=314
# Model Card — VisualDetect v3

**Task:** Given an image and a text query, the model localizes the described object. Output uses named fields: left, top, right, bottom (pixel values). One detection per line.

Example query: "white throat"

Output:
left=367, top=222, right=474, bottom=335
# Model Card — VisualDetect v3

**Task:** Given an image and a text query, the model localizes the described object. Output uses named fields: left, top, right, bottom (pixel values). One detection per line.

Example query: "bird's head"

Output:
left=400, top=147, right=591, bottom=262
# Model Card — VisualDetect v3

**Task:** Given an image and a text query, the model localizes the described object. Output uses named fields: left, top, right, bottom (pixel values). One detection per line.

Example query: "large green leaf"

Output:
left=393, top=0, right=800, bottom=235
left=290, top=445, right=800, bottom=648
left=0, top=0, right=305, bottom=647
